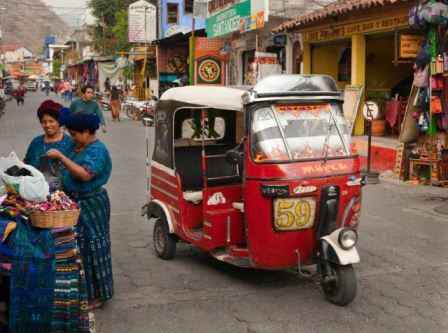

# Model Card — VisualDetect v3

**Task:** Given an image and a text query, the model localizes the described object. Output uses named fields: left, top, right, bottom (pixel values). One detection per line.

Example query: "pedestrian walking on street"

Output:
left=46, top=112, right=114, bottom=310
left=110, top=86, right=122, bottom=121
left=24, top=100, right=73, bottom=170
left=13, top=82, right=26, bottom=107
left=70, top=84, right=107, bottom=132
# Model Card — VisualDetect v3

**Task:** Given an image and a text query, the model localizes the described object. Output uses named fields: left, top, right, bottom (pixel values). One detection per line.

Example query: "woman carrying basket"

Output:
left=46, top=111, right=114, bottom=310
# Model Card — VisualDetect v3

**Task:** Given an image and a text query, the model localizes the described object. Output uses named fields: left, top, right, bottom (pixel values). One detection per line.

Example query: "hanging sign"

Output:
left=197, top=58, right=222, bottom=84
left=206, top=0, right=268, bottom=38
left=399, top=34, right=424, bottom=59
left=206, top=0, right=251, bottom=38
left=128, top=0, right=157, bottom=43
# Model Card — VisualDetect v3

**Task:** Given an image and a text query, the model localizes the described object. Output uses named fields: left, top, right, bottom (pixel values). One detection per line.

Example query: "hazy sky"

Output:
left=42, top=0, right=93, bottom=26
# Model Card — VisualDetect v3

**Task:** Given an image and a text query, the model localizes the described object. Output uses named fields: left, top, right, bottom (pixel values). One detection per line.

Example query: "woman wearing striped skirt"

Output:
left=47, top=112, right=113, bottom=310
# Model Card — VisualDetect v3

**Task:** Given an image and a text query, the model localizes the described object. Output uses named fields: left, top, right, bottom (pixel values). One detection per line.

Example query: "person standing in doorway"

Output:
left=70, top=84, right=107, bottom=133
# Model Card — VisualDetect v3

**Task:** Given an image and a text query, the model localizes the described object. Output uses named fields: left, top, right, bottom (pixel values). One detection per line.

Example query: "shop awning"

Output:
left=157, top=29, right=206, bottom=46
left=273, top=0, right=411, bottom=33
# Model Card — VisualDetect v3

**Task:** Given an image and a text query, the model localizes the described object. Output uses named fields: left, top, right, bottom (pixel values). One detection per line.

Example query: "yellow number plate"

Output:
left=274, top=198, right=316, bottom=231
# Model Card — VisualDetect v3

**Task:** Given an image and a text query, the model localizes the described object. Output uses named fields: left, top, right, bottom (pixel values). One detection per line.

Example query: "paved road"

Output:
left=1, top=92, right=448, bottom=333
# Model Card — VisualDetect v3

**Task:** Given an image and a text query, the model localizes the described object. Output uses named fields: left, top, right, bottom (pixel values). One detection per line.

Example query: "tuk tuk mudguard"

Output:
left=320, top=229, right=360, bottom=266
left=145, top=200, right=175, bottom=234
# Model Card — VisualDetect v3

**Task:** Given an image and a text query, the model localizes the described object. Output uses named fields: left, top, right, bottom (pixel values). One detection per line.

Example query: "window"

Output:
left=167, top=3, right=179, bottom=24
left=184, top=0, right=193, bottom=14
left=251, top=104, right=351, bottom=162
left=181, top=117, right=226, bottom=141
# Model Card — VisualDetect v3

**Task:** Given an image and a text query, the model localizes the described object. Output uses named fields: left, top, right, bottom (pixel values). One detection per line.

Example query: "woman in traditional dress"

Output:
left=24, top=100, right=72, bottom=169
left=46, top=112, right=113, bottom=310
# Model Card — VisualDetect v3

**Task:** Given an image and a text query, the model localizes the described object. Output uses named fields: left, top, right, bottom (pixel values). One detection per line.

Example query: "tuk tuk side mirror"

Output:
left=142, top=117, right=154, bottom=127
left=226, top=150, right=241, bottom=165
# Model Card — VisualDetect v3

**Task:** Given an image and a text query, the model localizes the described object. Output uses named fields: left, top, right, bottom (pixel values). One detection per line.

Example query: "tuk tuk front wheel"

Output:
left=153, top=218, right=176, bottom=260
left=321, top=264, right=357, bottom=306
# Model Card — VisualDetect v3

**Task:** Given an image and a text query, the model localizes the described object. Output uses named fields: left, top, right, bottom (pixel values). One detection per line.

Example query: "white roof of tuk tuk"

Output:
left=160, top=86, right=247, bottom=111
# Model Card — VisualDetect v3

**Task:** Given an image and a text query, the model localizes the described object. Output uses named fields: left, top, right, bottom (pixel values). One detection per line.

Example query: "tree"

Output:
left=112, top=10, right=131, bottom=53
left=88, top=0, right=157, bottom=55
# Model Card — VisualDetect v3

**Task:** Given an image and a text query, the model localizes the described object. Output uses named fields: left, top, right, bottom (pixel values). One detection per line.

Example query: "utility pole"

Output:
left=0, top=7, right=6, bottom=69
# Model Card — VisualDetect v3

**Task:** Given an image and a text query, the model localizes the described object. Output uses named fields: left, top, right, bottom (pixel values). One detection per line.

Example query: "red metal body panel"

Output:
left=150, top=146, right=363, bottom=270
left=243, top=142, right=363, bottom=269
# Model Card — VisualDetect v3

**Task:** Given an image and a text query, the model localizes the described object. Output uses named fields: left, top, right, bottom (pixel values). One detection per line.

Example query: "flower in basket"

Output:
left=30, top=191, right=78, bottom=212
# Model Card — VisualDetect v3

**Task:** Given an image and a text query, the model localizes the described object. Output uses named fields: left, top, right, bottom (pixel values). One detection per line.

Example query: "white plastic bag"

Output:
left=0, top=152, right=49, bottom=202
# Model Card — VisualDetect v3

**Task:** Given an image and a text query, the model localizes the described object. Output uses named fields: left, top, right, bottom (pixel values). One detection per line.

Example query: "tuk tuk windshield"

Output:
left=251, top=103, right=351, bottom=162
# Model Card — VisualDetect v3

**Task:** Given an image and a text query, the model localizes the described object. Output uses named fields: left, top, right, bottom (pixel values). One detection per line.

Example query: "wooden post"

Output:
left=351, top=34, right=366, bottom=136
left=302, top=42, right=311, bottom=74
left=189, top=18, right=196, bottom=85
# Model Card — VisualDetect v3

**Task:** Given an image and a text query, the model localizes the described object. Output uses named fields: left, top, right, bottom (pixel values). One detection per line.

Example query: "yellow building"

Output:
left=274, top=0, right=417, bottom=135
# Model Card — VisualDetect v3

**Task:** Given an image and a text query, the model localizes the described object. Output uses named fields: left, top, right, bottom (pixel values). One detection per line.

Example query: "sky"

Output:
left=42, top=0, right=94, bottom=27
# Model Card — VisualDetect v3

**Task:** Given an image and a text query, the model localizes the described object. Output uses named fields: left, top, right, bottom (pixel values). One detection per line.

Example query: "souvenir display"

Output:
left=0, top=156, right=91, bottom=331
left=401, top=0, right=448, bottom=186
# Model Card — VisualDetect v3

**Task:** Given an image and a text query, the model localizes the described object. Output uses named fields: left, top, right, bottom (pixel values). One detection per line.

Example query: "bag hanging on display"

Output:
left=431, top=96, right=443, bottom=114
left=431, top=75, right=444, bottom=89
left=436, top=54, right=444, bottom=73
left=416, top=43, right=431, bottom=68
left=413, top=66, right=429, bottom=87
left=444, top=53, right=448, bottom=72
left=421, top=2, right=448, bottom=25
left=409, top=4, right=428, bottom=30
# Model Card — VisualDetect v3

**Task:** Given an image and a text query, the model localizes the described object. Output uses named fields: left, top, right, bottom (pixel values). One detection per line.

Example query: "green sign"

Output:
left=206, top=0, right=251, bottom=38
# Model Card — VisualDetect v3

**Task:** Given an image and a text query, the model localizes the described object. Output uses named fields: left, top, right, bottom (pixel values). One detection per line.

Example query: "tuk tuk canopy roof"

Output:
left=160, top=86, right=247, bottom=111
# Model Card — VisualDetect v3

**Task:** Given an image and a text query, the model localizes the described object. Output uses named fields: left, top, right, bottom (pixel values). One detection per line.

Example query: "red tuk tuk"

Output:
left=143, top=75, right=363, bottom=306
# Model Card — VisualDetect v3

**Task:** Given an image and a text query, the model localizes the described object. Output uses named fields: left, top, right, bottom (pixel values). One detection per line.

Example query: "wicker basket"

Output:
left=30, top=209, right=80, bottom=229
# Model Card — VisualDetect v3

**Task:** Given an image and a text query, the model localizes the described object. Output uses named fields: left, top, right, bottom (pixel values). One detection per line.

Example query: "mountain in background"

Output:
left=1, top=0, right=72, bottom=54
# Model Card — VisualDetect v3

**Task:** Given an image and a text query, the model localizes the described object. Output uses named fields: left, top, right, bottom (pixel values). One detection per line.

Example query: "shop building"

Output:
left=274, top=0, right=417, bottom=137
left=156, top=0, right=206, bottom=95
left=275, top=0, right=448, bottom=185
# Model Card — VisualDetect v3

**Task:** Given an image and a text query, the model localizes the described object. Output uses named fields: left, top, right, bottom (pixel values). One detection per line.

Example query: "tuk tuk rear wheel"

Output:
left=321, top=264, right=357, bottom=306
left=153, top=217, right=176, bottom=260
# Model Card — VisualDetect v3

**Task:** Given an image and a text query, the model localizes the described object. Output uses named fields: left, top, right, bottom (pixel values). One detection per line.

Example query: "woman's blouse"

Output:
left=62, top=140, right=112, bottom=196
left=24, top=134, right=73, bottom=169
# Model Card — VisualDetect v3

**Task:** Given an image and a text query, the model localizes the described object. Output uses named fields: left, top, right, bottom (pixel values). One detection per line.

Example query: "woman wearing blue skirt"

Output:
left=47, top=112, right=113, bottom=310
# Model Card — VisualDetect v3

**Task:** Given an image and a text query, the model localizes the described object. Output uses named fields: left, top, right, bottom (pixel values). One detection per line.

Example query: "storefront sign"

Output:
left=197, top=57, right=222, bottom=84
left=400, top=34, right=424, bottom=59
left=206, top=0, right=268, bottom=38
left=303, top=15, right=409, bottom=43
left=128, top=0, right=157, bottom=43
left=206, top=0, right=251, bottom=38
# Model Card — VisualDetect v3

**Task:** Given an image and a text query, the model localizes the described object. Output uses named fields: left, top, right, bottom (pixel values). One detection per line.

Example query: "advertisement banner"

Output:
left=128, top=0, right=157, bottom=43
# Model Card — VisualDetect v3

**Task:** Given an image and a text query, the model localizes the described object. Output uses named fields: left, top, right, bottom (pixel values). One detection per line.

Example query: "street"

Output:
left=1, top=92, right=448, bottom=333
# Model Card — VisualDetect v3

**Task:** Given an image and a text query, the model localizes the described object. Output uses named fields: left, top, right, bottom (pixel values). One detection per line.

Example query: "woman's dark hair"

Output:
left=37, top=100, right=63, bottom=123
left=81, top=84, right=95, bottom=94
left=65, top=112, right=100, bottom=134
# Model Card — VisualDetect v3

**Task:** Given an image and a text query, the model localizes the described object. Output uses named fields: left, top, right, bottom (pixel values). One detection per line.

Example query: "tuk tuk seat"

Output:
left=175, top=146, right=242, bottom=192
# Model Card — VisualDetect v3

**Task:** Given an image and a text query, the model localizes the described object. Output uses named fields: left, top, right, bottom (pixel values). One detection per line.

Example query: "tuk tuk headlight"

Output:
left=338, top=229, right=358, bottom=250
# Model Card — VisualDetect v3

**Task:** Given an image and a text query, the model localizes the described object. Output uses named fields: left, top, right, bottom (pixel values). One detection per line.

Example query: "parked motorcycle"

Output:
left=123, top=97, right=157, bottom=121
